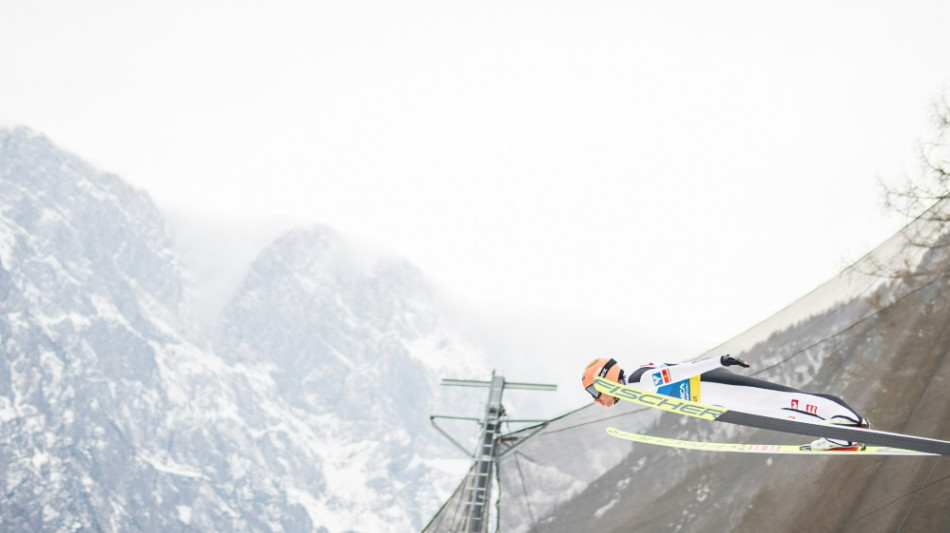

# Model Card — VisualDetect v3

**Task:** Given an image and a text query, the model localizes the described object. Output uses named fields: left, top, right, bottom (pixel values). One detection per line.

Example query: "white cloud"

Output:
left=2, top=0, right=947, bottom=358
left=160, top=202, right=302, bottom=330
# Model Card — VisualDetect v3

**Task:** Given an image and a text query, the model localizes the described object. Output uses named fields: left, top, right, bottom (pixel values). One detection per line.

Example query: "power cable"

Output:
left=895, top=458, right=941, bottom=533
left=512, top=452, right=539, bottom=531
left=749, top=272, right=944, bottom=379
left=839, top=461, right=948, bottom=531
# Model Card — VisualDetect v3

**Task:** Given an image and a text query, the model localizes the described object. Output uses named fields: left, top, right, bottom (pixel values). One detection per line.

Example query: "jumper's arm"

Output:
left=636, top=355, right=728, bottom=390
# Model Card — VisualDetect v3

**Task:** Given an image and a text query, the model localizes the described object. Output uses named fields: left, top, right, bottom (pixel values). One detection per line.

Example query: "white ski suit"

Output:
left=624, top=355, right=865, bottom=426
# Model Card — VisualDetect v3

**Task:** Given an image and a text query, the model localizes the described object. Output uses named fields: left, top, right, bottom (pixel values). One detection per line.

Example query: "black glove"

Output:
left=720, top=354, right=750, bottom=368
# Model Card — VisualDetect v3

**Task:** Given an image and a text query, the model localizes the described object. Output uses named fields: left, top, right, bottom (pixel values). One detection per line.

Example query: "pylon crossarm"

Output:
left=503, top=382, right=558, bottom=391
left=430, top=415, right=480, bottom=457
left=441, top=378, right=493, bottom=388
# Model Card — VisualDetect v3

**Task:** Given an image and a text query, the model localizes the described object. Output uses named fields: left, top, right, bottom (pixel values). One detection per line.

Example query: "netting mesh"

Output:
left=422, top=463, right=477, bottom=532
left=422, top=402, right=658, bottom=533
left=493, top=403, right=662, bottom=532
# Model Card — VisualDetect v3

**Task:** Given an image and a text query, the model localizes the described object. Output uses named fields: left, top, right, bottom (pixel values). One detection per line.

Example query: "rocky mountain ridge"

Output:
left=0, top=126, right=486, bottom=532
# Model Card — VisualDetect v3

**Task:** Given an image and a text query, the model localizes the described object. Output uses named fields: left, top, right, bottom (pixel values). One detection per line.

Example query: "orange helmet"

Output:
left=582, top=358, right=623, bottom=406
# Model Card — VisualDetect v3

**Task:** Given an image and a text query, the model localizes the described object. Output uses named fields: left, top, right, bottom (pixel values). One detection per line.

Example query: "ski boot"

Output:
left=800, top=416, right=870, bottom=451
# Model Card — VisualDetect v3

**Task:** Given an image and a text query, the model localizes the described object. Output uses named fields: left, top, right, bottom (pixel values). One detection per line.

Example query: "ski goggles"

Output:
left=585, top=384, right=601, bottom=400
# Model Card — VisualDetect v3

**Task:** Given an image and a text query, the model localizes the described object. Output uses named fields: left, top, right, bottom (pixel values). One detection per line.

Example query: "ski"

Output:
left=606, top=427, right=936, bottom=456
left=593, top=377, right=950, bottom=456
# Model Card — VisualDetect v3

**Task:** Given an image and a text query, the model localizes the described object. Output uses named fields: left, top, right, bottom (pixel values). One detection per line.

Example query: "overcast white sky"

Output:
left=3, top=2, right=950, bottom=385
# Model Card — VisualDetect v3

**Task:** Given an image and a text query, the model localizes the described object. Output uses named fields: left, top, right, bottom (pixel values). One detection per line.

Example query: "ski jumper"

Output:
left=624, top=355, right=864, bottom=425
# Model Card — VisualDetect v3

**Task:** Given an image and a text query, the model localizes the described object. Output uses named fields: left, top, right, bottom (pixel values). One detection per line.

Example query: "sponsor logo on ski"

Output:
left=746, top=445, right=783, bottom=452
left=652, top=372, right=663, bottom=386
left=594, top=377, right=727, bottom=420
left=661, top=368, right=671, bottom=384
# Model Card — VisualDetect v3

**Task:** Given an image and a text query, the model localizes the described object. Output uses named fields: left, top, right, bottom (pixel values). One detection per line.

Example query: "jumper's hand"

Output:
left=720, top=354, right=750, bottom=368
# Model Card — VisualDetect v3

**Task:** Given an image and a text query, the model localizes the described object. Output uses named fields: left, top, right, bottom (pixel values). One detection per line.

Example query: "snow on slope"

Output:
left=0, top=126, right=488, bottom=532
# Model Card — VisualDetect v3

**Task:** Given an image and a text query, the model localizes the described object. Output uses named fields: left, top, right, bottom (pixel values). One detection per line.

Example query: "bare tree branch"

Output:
left=873, top=88, right=950, bottom=279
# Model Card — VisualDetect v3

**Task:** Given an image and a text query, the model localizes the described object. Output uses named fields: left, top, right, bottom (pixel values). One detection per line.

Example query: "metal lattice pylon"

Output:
left=427, top=371, right=557, bottom=533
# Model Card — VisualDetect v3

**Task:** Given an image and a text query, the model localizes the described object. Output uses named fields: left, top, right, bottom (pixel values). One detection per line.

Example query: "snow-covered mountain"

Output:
left=0, top=126, right=488, bottom=532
